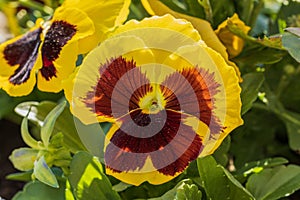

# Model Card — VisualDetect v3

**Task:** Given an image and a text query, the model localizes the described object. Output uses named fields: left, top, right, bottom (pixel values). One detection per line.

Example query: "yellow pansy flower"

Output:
left=215, top=13, right=251, bottom=58
left=65, top=15, right=243, bottom=186
left=0, top=0, right=130, bottom=96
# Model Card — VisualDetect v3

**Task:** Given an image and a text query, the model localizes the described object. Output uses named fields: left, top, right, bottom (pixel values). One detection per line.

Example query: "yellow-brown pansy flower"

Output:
left=65, top=15, right=243, bottom=186
left=0, top=0, right=130, bottom=96
left=141, top=0, right=243, bottom=81
left=215, top=13, right=251, bottom=58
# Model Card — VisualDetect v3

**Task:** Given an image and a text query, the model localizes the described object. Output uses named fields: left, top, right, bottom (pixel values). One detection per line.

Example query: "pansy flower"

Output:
left=0, top=0, right=130, bottom=96
left=215, top=13, right=251, bottom=58
left=65, top=15, right=243, bottom=185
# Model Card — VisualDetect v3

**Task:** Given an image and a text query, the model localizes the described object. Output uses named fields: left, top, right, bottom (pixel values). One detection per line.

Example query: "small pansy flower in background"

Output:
left=0, top=0, right=130, bottom=96
left=215, top=14, right=251, bottom=58
left=64, top=14, right=243, bottom=185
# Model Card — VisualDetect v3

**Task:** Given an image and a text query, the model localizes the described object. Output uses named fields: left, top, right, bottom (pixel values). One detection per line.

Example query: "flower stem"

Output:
left=198, top=0, right=213, bottom=24
left=18, top=0, right=53, bottom=15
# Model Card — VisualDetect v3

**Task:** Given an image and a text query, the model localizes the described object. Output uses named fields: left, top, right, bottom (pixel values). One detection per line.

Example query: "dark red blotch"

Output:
left=85, top=57, right=152, bottom=119
left=105, top=109, right=202, bottom=175
left=161, top=68, right=222, bottom=134
left=4, top=28, right=42, bottom=85
left=40, top=20, right=77, bottom=80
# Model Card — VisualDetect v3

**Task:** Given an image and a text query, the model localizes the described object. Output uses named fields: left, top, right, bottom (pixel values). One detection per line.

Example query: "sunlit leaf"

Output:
left=6, top=171, right=33, bottom=182
left=68, top=151, right=120, bottom=200
left=41, top=101, right=66, bottom=147
left=9, top=148, right=38, bottom=171
left=33, top=156, right=59, bottom=188
left=15, top=101, right=85, bottom=152
left=20, top=113, right=40, bottom=149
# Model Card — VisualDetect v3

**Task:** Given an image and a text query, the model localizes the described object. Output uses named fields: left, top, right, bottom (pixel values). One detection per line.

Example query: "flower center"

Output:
left=139, top=85, right=165, bottom=114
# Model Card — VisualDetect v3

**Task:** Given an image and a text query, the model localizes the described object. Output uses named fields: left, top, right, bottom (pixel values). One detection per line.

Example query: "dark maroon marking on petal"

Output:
left=154, top=134, right=202, bottom=176
left=149, top=110, right=202, bottom=176
left=107, top=110, right=180, bottom=153
left=3, top=28, right=42, bottom=85
left=151, top=132, right=202, bottom=176
left=105, top=109, right=202, bottom=174
left=40, top=20, right=77, bottom=80
left=40, top=64, right=57, bottom=81
left=105, top=144, right=148, bottom=173
left=84, top=57, right=152, bottom=118
left=161, top=67, right=222, bottom=134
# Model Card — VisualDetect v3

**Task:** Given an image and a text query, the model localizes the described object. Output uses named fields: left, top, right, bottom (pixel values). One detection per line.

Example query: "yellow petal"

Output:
left=50, top=7, right=95, bottom=44
left=110, top=14, right=202, bottom=82
left=37, top=8, right=94, bottom=93
left=168, top=43, right=243, bottom=154
left=106, top=167, right=177, bottom=186
left=62, top=0, right=131, bottom=52
left=111, top=14, right=201, bottom=50
left=65, top=35, right=152, bottom=124
left=141, top=0, right=242, bottom=82
left=37, top=41, right=78, bottom=92
left=0, top=22, right=43, bottom=96
left=0, top=70, right=37, bottom=97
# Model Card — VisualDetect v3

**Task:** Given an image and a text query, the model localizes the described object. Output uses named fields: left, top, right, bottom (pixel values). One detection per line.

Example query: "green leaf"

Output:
left=9, top=147, right=38, bottom=171
left=33, top=156, right=59, bottom=188
left=68, top=151, right=120, bottom=200
left=246, top=165, right=300, bottom=200
left=213, top=135, right=231, bottom=166
left=15, top=101, right=85, bottom=152
left=20, top=114, right=40, bottom=149
left=148, top=179, right=201, bottom=200
left=285, top=27, right=300, bottom=37
left=236, top=157, right=289, bottom=175
left=176, top=182, right=202, bottom=200
left=65, top=180, right=75, bottom=200
left=230, top=108, right=283, bottom=168
left=0, top=90, right=16, bottom=119
left=112, top=182, right=132, bottom=192
left=240, top=72, right=265, bottom=115
left=234, top=157, right=289, bottom=182
left=6, top=171, right=33, bottom=182
left=41, top=101, right=66, bottom=147
left=12, top=180, right=65, bottom=200
left=235, top=47, right=285, bottom=65
left=282, top=32, right=300, bottom=63
left=197, top=156, right=255, bottom=200
left=262, top=83, right=300, bottom=151
left=282, top=111, right=300, bottom=151
left=73, top=117, right=106, bottom=158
